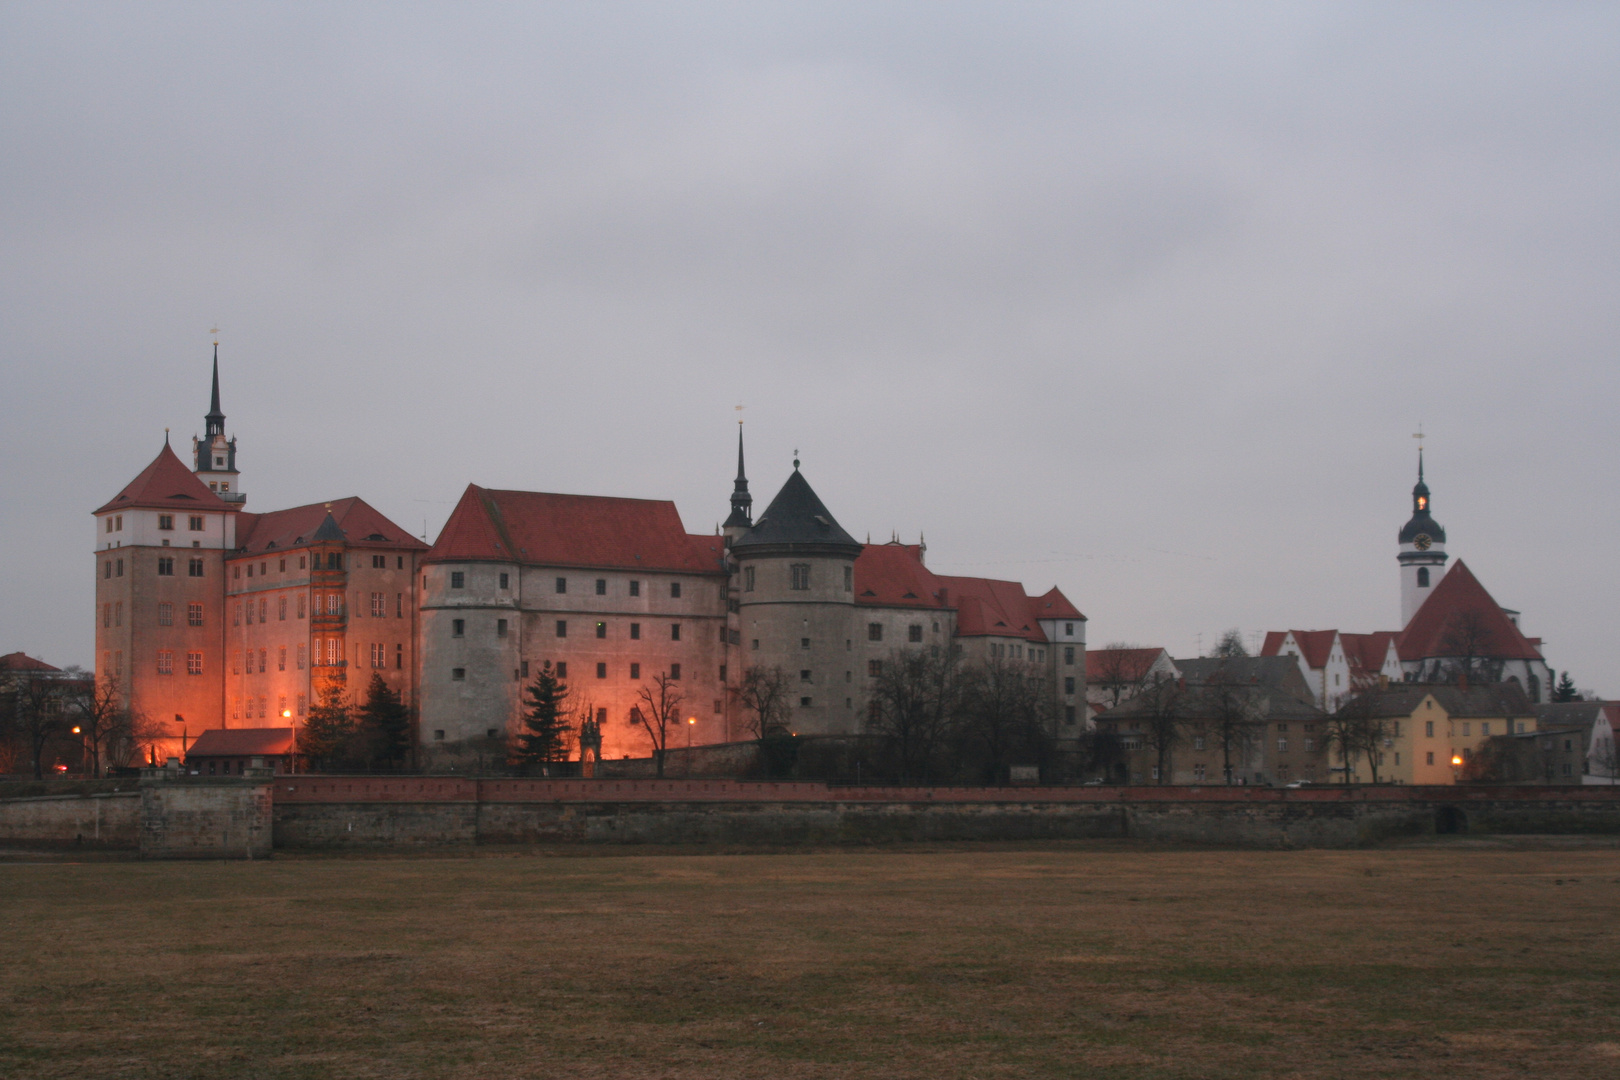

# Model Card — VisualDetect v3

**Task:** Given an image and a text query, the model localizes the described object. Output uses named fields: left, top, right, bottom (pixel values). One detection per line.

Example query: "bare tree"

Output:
left=868, top=648, right=958, bottom=783
left=633, top=672, right=684, bottom=779
left=10, top=673, right=71, bottom=779
left=731, top=665, right=793, bottom=740
left=1439, top=611, right=1503, bottom=684
left=955, top=656, right=1055, bottom=784
left=62, top=672, right=124, bottom=777
left=1201, top=666, right=1259, bottom=785
left=1210, top=629, right=1249, bottom=659
left=1135, top=676, right=1184, bottom=785
left=1323, top=693, right=1390, bottom=783
left=1090, top=644, right=1150, bottom=711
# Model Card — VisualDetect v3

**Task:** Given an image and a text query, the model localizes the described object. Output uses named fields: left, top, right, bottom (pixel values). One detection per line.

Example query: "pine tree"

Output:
left=512, top=662, right=570, bottom=769
left=298, top=680, right=353, bottom=771
left=356, top=673, right=412, bottom=769
left=1552, top=671, right=1579, bottom=703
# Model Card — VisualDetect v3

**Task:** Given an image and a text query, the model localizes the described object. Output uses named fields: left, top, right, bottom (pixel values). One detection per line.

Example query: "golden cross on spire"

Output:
left=210, top=324, right=219, bottom=345
left=735, top=403, right=744, bottom=426
left=1412, top=423, right=1425, bottom=447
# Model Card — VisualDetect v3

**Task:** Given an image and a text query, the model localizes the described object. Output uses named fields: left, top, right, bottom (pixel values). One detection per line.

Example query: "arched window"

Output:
left=1416, top=567, right=1430, bottom=587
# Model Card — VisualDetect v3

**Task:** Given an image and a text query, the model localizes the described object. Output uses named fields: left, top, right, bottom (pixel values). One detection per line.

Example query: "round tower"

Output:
left=1397, top=449, right=1448, bottom=627
left=730, top=459, right=863, bottom=736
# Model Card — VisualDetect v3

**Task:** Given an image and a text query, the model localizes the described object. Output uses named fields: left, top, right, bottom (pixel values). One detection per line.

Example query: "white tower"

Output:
left=1397, top=449, right=1447, bottom=627
left=191, top=345, right=244, bottom=505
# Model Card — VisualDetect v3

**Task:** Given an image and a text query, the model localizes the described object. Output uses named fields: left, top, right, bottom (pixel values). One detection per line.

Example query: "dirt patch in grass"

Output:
left=2, top=846, right=1618, bottom=1078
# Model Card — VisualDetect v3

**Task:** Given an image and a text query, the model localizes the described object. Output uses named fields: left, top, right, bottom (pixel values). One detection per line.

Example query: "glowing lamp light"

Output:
left=1451, top=755, right=1463, bottom=767
left=1418, top=496, right=1428, bottom=510
left=53, top=763, right=68, bottom=773
left=71, top=726, right=82, bottom=735
left=282, top=709, right=292, bottom=718
left=687, top=717, right=696, bottom=725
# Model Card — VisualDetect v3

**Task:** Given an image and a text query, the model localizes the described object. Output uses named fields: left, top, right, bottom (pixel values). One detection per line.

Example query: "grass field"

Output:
left=2, top=842, right=1619, bottom=1079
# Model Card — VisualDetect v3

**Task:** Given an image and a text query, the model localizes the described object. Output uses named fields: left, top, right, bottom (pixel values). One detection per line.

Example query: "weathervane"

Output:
left=210, top=324, right=219, bottom=345
left=793, top=447, right=800, bottom=470
left=735, top=403, right=744, bottom=426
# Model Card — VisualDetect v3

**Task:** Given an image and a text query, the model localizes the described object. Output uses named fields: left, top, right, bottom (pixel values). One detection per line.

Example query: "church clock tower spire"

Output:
left=723, top=421, right=753, bottom=542
left=1397, top=444, right=1447, bottom=627
left=192, top=342, right=244, bottom=504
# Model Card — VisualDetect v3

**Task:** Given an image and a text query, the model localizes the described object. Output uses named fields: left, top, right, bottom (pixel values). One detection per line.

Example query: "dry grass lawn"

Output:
left=2, top=841, right=1619, bottom=1079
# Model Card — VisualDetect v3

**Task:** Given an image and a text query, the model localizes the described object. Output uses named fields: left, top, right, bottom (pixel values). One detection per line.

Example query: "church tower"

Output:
left=192, top=345, right=244, bottom=505
left=722, top=423, right=753, bottom=546
left=1397, top=448, right=1448, bottom=627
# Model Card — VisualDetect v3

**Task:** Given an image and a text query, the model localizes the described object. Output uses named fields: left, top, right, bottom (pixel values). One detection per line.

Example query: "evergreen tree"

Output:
left=356, top=673, right=412, bottom=769
left=512, top=662, right=570, bottom=769
left=298, top=680, right=353, bottom=771
left=1552, top=671, right=1579, bottom=703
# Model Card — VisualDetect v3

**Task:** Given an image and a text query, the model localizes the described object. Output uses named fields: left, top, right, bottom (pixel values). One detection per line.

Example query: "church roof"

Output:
left=235, top=497, right=427, bottom=555
left=1341, top=632, right=1400, bottom=679
left=730, top=470, right=862, bottom=556
left=95, top=441, right=230, bottom=515
left=1396, top=560, right=1543, bottom=662
left=425, top=485, right=725, bottom=574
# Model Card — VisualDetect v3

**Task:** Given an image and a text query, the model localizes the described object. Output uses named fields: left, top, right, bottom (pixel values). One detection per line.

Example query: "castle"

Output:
left=93, top=355, right=1087, bottom=764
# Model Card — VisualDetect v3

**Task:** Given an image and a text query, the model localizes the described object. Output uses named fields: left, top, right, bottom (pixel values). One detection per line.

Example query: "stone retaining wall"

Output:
left=0, top=790, right=140, bottom=849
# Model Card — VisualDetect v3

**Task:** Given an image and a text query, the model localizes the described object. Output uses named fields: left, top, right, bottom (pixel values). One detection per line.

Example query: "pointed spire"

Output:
left=723, top=422, right=753, bottom=530
left=204, top=343, right=226, bottom=438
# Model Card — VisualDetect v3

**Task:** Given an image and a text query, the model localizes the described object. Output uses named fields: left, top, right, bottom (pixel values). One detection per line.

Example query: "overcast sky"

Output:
left=3, top=3, right=1616, bottom=694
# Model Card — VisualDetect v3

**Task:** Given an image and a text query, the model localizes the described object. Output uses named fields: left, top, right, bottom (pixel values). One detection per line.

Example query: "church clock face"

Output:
left=1414, top=534, right=1432, bottom=551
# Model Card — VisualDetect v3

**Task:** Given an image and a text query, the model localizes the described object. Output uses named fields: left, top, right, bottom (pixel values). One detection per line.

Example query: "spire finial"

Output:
left=793, top=448, right=800, bottom=470
left=1413, top=424, right=1425, bottom=481
left=164, top=427, right=170, bottom=445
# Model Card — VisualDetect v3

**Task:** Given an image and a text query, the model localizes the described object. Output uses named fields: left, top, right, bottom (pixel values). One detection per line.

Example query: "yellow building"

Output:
left=1335, top=684, right=1537, bottom=785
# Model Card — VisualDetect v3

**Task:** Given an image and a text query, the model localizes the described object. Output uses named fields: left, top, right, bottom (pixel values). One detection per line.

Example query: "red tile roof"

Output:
left=0, top=652, right=61, bottom=673
left=1084, top=647, right=1168, bottom=685
left=937, top=575, right=1049, bottom=641
left=185, top=727, right=294, bottom=758
left=236, top=497, right=428, bottom=555
left=853, top=543, right=950, bottom=609
left=1260, top=629, right=1339, bottom=669
left=424, top=485, right=726, bottom=575
left=1342, top=632, right=1399, bottom=678
left=1396, top=560, right=1543, bottom=662
left=95, top=442, right=231, bottom=515
left=1032, top=587, right=1084, bottom=620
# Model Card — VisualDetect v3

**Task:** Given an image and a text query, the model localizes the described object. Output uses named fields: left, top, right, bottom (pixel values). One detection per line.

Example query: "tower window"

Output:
left=630, top=623, right=640, bottom=640
left=844, top=566, right=852, bottom=592
left=790, top=564, right=810, bottom=590
left=158, top=515, right=174, bottom=531
left=908, top=625, right=923, bottom=643
left=670, top=582, right=682, bottom=599
left=452, top=619, right=465, bottom=637
left=744, top=566, right=755, bottom=592
left=868, top=623, right=883, bottom=642
left=630, top=662, right=641, bottom=679
left=629, top=580, right=640, bottom=597
left=1417, top=568, right=1430, bottom=588
left=596, top=622, right=606, bottom=639
left=670, top=623, right=681, bottom=641
left=188, top=516, right=204, bottom=531
left=156, top=557, right=174, bottom=576
left=450, top=572, right=465, bottom=589
left=556, top=620, right=567, bottom=638
left=499, top=572, right=509, bottom=589
left=556, top=577, right=567, bottom=594
left=596, top=578, right=607, bottom=595
left=670, top=663, right=681, bottom=680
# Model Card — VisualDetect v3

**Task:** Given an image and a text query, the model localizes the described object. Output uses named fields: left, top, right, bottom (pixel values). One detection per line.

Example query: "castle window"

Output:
left=157, top=557, right=174, bottom=576
left=372, top=555, right=386, bottom=569
left=188, top=516, right=204, bottom=531
left=908, top=625, right=923, bottom=643
left=104, top=561, right=110, bottom=579
left=106, top=517, right=113, bottom=534
left=556, top=620, right=567, bottom=637
left=158, top=515, right=174, bottom=531
left=278, top=647, right=286, bottom=671
left=844, top=566, right=852, bottom=592
left=186, top=652, right=203, bottom=676
left=258, top=649, right=267, bottom=673
left=300, top=556, right=307, bottom=569
left=744, top=566, right=755, bottom=592
left=800, top=696, right=812, bottom=707
left=280, top=559, right=286, bottom=572
left=595, top=622, right=606, bottom=639
left=596, top=579, right=607, bottom=595
left=670, top=582, right=682, bottom=599
left=102, top=603, right=110, bottom=627
left=790, top=564, right=810, bottom=590
left=396, top=593, right=403, bottom=618
left=671, top=623, right=681, bottom=641
left=499, top=572, right=509, bottom=589
left=556, top=577, right=567, bottom=594
left=868, top=623, right=883, bottom=642
left=1064, top=646, right=1075, bottom=665
left=278, top=596, right=286, bottom=620
left=188, top=558, right=204, bottom=577
left=371, top=593, right=385, bottom=617
left=297, top=694, right=307, bottom=716
left=452, top=619, right=465, bottom=637
left=450, top=571, right=465, bottom=589
left=498, top=619, right=508, bottom=638
left=327, top=553, right=341, bottom=570
left=801, top=638, right=810, bottom=649
left=451, top=669, right=465, bottom=681
left=116, top=559, right=123, bottom=577
left=629, top=580, right=640, bottom=597
left=115, top=515, right=122, bottom=531
left=802, top=669, right=813, bottom=682
left=157, top=602, right=173, bottom=626
left=752, top=640, right=759, bottom=650
left=1064, top=677, right=1075, bottom=694
left=396, top=644, right=404, bottom=669
left=434, top=729, right=445, bottom=740
left=630, top=662, right=641, bottom=679
left=670, top=663, right=682, bottom=680
left=297, top=645, right=306, bottom=670
left=555, top=662, right=567, bottom=678
left=1065, top=706, right=1077, bottom=726
left=630, top=623, right=640, bottom=640
left=297, top=595, right=306, bottom=618
left=719, top=665, right=726, bottom=682
left=156, top=651, right=173, bottom=675
left=1417, top=568, right=1430, bottom=587
left=868, top=660, right=882, bottom=677
left=597, top=662, right=607, bottom=679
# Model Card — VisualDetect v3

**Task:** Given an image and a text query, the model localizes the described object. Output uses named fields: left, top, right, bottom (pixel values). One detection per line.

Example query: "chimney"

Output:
left=1378, top=674, right=1389, bottom=691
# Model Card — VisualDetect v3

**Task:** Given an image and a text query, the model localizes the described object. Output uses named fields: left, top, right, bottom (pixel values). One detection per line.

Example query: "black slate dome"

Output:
left=1398, top=455, right=1446, bottom=545
left=730, top=468, right=862, bottom=557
